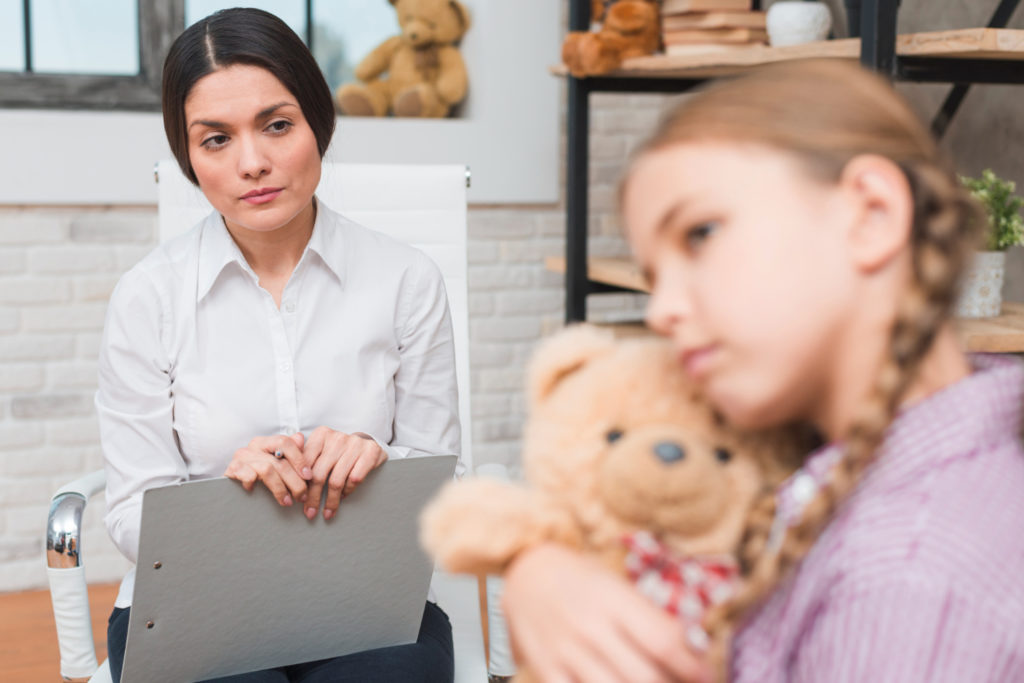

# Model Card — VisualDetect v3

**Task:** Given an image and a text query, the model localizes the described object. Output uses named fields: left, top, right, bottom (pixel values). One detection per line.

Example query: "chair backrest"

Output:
left=155, top=160, right=473, bottom=471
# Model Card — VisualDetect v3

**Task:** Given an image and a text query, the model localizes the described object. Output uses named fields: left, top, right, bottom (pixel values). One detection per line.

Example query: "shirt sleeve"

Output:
left=789, top=574, right=1022, bottom=683
left=97, top=267, right=188, bottom=564
left=372, top=251, right=462, bottom=473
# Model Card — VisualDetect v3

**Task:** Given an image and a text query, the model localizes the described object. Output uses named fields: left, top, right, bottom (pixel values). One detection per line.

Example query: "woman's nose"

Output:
left=237, top=137, right=270, bottom=179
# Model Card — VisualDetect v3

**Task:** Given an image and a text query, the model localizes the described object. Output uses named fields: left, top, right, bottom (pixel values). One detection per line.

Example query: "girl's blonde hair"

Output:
left=625, top=59, right=984, bottom=678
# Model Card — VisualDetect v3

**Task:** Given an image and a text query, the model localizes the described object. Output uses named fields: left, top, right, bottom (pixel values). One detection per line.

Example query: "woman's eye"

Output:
left=267, top=120, right=292, bottom=134
left=200, top=134, right=229, bottom=150
left=684, top=222, right=718, bottom=251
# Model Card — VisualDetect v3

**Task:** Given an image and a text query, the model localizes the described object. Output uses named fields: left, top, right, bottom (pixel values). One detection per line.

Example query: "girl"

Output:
left=502, top=59, right=1024, bottom=681
left=98, top=8, right=459, bottom=682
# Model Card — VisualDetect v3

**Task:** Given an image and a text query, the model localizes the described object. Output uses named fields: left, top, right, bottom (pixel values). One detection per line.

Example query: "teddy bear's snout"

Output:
left=653, top=441, right=686, bottom=464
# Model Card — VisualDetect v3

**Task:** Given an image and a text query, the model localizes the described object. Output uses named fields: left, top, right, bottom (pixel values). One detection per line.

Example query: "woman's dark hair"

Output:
left=161, top=7, right=336, bottom=185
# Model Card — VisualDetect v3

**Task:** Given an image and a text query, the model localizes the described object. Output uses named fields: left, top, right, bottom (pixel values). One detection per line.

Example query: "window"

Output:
left=0, top=0, right=399, bottom=110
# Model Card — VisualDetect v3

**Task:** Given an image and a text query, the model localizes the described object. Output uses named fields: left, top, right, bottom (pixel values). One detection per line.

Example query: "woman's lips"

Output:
left=679, top=344, right=718, bottom=380
left=240, top=188, right=283, bottom=205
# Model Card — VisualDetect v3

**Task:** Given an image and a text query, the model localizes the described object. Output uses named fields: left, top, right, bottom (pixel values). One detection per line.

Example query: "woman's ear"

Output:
left=838, top=154, right=914, bottom=274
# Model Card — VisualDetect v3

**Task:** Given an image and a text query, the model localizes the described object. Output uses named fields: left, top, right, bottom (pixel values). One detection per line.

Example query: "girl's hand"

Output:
left=224, top=432, right=312, bottom=506
left=503, top=543, right=711, bottom=683
left=302, top=426, right=388, bottom=521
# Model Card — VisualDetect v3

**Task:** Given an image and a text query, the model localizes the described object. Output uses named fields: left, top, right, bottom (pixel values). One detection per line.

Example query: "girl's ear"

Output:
left=839, top=154, right=914, bottom=273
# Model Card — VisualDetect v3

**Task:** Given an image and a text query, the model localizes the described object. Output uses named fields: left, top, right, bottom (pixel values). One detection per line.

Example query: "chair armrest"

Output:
left=46, top=469, right=107, bottom=680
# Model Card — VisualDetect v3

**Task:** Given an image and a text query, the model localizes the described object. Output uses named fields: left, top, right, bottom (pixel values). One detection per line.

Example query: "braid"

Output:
left=702, top=162, right=984, bottom=681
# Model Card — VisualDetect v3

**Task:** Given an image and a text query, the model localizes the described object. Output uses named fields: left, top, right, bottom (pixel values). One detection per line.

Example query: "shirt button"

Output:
left=284, top=301, right=296, bottom=313
left=283, top=427, right=297, bottom=436
left=280, top=361, right=291, bottom=372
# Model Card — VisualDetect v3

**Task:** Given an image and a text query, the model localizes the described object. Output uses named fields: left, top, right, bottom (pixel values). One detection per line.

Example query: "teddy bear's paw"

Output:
left=420, top=479, right=565, bottom=575
left=337, top=84, right=382, bottom=117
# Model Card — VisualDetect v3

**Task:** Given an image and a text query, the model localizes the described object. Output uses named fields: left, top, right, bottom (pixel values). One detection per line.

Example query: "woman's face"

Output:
left=184, top=64, right=321, bottom=235
left=623, top=141, right=860, bottom=429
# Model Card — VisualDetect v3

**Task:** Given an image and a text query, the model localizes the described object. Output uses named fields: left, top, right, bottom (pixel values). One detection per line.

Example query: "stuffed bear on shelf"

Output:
left=336, top=0, right=471, bottom=118
left=562, top=0, right=662, bottom=77
left=420, top=325, right=807, bottom=681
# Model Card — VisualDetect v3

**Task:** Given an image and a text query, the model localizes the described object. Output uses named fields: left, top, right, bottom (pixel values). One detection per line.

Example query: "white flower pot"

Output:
left=956, top=251, right=1006, bottom=318
left=766, top=1, right=833, bottom=47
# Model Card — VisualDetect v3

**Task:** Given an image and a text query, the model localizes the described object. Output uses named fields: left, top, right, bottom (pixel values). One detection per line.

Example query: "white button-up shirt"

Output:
left=97, top=201, right=461, bottom=606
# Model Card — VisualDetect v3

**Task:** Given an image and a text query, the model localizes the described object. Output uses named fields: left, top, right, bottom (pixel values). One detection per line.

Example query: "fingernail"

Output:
left=283, top=495, right=293, bottom=506
left=302, top=467, right=312, bottom=480
left=324, top=509, right=334, bottom=521
left=305, top=507, right=316, bottom=520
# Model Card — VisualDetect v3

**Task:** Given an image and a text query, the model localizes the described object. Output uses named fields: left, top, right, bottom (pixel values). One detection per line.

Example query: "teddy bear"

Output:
left=336, top=0, right=470, bottom=118
left=420, top=325, right=806, bottom=680
left=562, top=0, right=662, bottom=78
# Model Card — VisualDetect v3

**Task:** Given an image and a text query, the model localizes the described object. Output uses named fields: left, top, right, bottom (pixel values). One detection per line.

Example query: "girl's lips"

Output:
left=679, top=345, right=718, bottom=380
left=241, top=189, right=283, bottom=205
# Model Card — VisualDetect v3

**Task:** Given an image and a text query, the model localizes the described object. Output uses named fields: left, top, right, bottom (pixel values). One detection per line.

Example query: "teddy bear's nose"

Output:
left=653, top=441, right=685, bottom=464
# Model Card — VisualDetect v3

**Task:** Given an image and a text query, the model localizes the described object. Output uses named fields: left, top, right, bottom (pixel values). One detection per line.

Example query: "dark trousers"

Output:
left=107, top=601, right=454, bottom=683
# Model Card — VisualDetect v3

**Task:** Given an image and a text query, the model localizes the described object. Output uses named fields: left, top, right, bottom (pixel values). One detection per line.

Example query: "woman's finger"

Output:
left=250, top=459, right=294, bottom=506
left=324, top=449, right=358, bottom=520
left=271, top=453, right=309, bottom=503
left=341, top=442, right=385, bottom=496
left=305, top=446, right=341, bottom=520
left=268, top=435, right=312, bottom=482
left=225, top=461, right=259, bottom=492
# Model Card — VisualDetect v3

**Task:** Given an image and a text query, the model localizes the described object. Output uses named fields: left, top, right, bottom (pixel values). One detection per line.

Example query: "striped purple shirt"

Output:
left=732, top=354, right=1024, bottom=682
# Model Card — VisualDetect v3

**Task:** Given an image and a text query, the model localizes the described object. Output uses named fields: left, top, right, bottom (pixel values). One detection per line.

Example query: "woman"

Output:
left=98, top=8, right=460, bottom=682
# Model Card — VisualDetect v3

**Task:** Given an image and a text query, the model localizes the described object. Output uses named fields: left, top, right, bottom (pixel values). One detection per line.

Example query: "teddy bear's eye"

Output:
left=606, top=429, right=624, bottom=444
left=715, top=448, right=732, bottom=464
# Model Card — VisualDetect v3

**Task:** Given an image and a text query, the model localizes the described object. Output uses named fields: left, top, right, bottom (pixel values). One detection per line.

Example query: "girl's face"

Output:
left=624, top=142, right=862, bottom=429
left=184, top=64, right=321, bottom=235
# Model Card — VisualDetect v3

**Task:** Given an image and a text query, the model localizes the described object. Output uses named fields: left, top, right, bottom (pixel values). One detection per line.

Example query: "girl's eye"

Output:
left=267, top=120, right=292, bottom=134
left=684, top=222, right=718, bottom=251
left=200, top=134, right=229, bottom=150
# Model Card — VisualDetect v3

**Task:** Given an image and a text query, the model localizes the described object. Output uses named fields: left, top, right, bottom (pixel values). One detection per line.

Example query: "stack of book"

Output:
left=661, top=0, right=767, bottom=56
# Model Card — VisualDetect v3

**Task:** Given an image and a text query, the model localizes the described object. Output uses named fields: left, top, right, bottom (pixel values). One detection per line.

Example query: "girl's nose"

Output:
left=645, top=277, right=693, bottom=337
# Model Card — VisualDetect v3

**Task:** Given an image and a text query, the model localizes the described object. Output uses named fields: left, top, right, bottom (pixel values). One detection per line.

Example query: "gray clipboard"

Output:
left=120, top=455, right=457, bottom=683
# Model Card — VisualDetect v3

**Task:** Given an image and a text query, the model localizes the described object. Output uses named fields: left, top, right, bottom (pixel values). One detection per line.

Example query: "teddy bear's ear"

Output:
left=449, top=1, right=471, bottom=34
left=528, top=324, right=617, bottom=404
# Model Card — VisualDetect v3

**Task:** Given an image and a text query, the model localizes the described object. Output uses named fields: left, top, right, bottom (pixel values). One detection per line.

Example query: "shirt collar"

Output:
left=304, top=198, right=346, bottom=286
left=195, top=198, right=346, bottom=302
left=777, top=354, right=1024, bottom=521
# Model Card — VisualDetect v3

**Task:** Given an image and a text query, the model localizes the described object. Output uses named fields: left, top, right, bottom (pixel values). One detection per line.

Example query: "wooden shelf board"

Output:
left=550, top=28, right=1024, bottom=80
left=546, top=257, right=1024, bottom=353
left=545, top=255, right=649, bottom=292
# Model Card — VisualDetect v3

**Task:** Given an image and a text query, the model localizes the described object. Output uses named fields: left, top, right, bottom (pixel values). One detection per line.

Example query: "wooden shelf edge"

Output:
left=549, top=28, right=1024, bottom=80
left=545, top=256, right=650, bottom=292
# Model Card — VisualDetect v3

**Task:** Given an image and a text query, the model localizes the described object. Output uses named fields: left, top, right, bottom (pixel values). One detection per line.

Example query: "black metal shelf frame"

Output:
left=563, top=0, right=1023, bottom=323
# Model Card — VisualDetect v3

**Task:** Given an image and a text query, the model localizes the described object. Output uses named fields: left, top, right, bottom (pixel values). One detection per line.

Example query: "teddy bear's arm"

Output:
left=354, top=36, right=404, bottom=83
left=434, top=47, right=469, bottom=106
left=420, top=478, right=582, bottom=576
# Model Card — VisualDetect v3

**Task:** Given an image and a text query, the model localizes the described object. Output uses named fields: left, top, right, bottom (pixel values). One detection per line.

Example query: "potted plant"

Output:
left=766, top=0, right=833, bottom=47
left=956, top=169, right=1024, bottom=318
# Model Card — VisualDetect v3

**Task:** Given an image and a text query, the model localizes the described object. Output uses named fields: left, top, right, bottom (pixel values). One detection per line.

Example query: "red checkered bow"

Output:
left=623, top=530, right=740, bottom=626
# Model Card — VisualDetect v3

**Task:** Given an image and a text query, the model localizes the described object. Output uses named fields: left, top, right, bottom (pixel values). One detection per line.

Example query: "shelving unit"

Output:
left=552, top=0, right=1024, bottom=352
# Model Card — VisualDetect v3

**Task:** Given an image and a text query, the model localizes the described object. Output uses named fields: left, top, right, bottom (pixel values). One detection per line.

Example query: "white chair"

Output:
left=46, top=162, right=487, bottom=682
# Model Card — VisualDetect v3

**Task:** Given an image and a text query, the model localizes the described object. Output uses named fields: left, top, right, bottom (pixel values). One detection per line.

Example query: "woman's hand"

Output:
left=302, top=426, right=388, bottom=520
left=224, top=432, right=312, bottom=506
left=503, top=543, right=711, bottom=683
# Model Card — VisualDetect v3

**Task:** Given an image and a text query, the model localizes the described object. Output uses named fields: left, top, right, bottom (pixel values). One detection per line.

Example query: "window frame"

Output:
left=0, top=1, right=182, bottom=111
